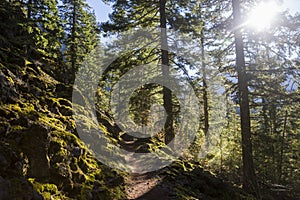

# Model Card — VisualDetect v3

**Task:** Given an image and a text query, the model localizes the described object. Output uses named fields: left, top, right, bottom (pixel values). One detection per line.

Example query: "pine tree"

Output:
left=60, top=0, right=99, bottom=84
left=232, top=0, right=258, bottom=195
left=24, top=0, right=64, bottom=61
left=0, top=0, right=32, bottom=51
left=101, top=0, right=195, bottom=146
left=244, top=11, right=300, bottom=185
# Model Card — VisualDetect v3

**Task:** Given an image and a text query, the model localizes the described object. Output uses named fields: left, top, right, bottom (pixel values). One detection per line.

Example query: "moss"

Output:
left=0, top=56, right=127, bottom=199
left=0, top=102, right=37, bottom=119
left=3, top=103, right=21, bottom=114
left=51, top=130, right=86, bottom=150
left=39, top=113, right=66, bottom=131
left=28, top=178, right=69, bottom=199
left=6, top=76, right=14, bottom=85
left=60, top=116, right=76, bottom=130
left=10, top=125, right=26, bottom=132
left=38, top=67, right=59, bottom=86
left=0, top=121, right=9, bottom=134
left=156, top=160, right=256, bottom=200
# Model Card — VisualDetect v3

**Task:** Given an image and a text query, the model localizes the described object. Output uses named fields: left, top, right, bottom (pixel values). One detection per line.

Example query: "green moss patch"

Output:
left=28, top=178, right=69, bottom=199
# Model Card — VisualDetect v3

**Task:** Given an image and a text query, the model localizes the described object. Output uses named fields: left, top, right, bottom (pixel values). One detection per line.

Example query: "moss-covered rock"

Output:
left=147, top=160, right=254, bottom=200
left=0, top=29, right=126, bottom=199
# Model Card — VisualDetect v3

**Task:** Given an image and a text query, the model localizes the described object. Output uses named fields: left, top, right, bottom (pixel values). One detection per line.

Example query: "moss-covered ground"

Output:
left=0, top=50, right=126, bottom=199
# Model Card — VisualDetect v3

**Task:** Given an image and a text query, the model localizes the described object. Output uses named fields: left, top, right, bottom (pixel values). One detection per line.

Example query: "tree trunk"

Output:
left=232, top=0, right=258, bottom=196
left=199, top=10, right=209, bottom=149
left=70, top=1, right=77, bottom=82
left=270, top=103, right=277, bottom=182
left=278, top=110, right=288, bottom=183
left=200, top=26, right=209, bottom=140
left=27, top=0, right=33, bottom=19
left=159, top=0, right=174, bottom=145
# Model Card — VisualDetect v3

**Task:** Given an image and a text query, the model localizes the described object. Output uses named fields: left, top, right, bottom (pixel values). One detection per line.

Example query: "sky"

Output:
left=86, top=0, right=111, bottom=22
left=87, top=0, right=300, bottom=23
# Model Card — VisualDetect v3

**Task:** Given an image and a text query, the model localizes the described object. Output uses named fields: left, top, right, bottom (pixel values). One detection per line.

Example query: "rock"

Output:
left=58, top=105, right=73, bottom=116
left=72, top=146, right=83, bottom=158
left=0, top=72, right=18, bottom=103
left=0, top=153, right=9, bottom=172
left=0, top=176, right=10, bottom=199
left=56, top=84, right=72, bottom=99
left=20, top=124, right=50, bottom=179
left=33, top=190, right=44, bottom=200
left=0, top=39, right=127, bottom=199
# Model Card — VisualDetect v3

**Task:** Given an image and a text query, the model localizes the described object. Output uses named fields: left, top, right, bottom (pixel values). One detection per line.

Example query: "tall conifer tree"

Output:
left=60, top=0, right=99, bottom=83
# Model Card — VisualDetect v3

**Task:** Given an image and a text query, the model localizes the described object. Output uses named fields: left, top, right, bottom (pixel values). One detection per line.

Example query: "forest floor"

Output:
left=123, top=140, right=172, bottom=199
left=125, top=172, right=170, bottom=200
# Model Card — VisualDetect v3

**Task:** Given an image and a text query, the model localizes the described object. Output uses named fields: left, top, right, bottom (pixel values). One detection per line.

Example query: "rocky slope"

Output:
left=0, top=47, right=126, bottom=199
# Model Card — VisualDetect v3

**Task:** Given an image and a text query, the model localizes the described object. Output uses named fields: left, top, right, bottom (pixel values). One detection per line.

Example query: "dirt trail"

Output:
left=122, top=134, right=172, bottom=199
left=125, top=171, right=175, bottom=200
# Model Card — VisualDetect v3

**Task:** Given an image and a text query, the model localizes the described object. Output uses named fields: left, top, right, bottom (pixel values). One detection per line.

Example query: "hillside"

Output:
left=1, top=0, right=299, bottom=199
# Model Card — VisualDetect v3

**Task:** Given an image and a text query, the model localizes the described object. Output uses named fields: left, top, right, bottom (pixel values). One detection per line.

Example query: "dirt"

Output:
left=125, top=172, right=172, bottom=200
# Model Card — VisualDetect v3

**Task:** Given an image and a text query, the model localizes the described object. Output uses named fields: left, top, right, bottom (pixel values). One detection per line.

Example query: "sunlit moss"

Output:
left=6, top=76, right=14, bottom=85
left=10, top=125, right=26, bottom=131
left=39, top=113, right=66, bottom=131
left=28, top=178, right=69, bottom=199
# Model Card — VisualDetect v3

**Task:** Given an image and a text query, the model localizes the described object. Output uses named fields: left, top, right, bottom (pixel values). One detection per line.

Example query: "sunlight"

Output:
left=246, top=1, right=280, bottom=31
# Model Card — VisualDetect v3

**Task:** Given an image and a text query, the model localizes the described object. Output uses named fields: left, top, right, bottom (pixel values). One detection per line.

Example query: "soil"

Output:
left=125, top=172, right=171, bottom=200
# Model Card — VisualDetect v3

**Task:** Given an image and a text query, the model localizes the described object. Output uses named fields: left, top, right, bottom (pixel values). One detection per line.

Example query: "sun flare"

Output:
left=247, top=1, right=280, bottom=31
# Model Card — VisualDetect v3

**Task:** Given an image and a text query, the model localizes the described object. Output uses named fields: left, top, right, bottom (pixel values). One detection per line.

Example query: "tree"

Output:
left=159, top=0, right=174, bottom=145
left=24, top=0, right=64, bottom=61
left=231, top=0, right=258, bottom=195
left=0, top=1, right=32, bottom=51
left=244, top=11, right=300, bottom=185
left=60, top=0, right=99, bottom=84
left=101, top=0, right=195, bottom=146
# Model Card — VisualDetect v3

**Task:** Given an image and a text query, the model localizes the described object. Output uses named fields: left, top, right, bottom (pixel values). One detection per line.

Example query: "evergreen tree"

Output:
left=60, top=0, right=99, bottom=84
left=0, top=0, right=32, bottom=51
left=24, top=0, right=64, bottom=61
left=230, top=0, right=258, bottom=195
left=219, top=0, right=300, bottom=194
left=244, top=11, right=300, bottom=186
left=101, top=0, right=195, bottom=146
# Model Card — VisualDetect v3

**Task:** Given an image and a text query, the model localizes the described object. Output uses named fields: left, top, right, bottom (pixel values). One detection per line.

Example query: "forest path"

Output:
left=125, top=172, right=171, bottom=200
left=121, top=134, right=173, bottom=199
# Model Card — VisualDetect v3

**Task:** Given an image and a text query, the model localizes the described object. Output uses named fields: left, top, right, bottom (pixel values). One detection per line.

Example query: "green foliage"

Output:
left=24, top=0, right=64, bottom=60
left=59, top=0, right=100, bottom=84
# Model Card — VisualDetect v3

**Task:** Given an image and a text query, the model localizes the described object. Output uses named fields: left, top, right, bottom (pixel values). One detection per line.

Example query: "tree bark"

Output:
left=200, top=25, right=209, bottom=139
left=159, top=0, right=174, bottom=145
left=199, top=12, right=210, bottom=150
left=278, top=110, right=288, bottom=183
left=70, top=0, right=77, bottom=82
left=232, top=0, right=258, bottom=196
left=27, top=0, right=33, bottom=19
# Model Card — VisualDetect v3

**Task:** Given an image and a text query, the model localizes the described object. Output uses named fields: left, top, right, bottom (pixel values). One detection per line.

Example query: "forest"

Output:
left=0, top=0, right=299, bottom=199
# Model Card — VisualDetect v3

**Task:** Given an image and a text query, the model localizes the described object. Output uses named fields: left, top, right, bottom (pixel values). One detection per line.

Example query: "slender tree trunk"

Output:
left=27, top=0, right=33, bottom=19
left=232, top=0, right=258, bottom=196
left=270, top=103, right=277, bottom=182
left=262, top=97, right=269, bottom=180
left=262, top=98, right=269, bottom=132
left=70, top=1, right=77, bottom=82
left=159, top=0, right=174, bottom=145
left=199, top=14, right=210, bottom=150
left=200, top=27, right=209, bottom=139
left=219, top=130, right=223, bottom=173
left=278, top=110, right=288, bottom=183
